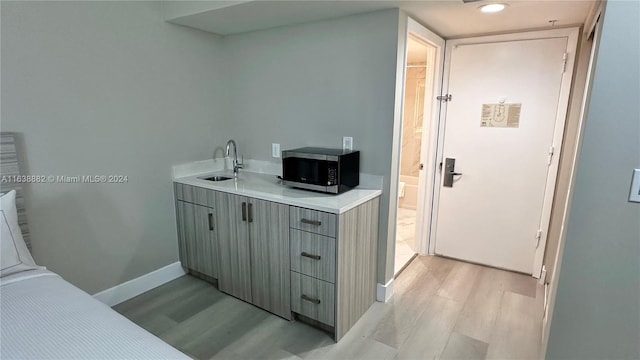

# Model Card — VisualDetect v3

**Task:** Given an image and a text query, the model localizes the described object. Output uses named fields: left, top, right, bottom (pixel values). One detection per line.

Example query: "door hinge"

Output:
left=562, top=52, right=568, bottom=73
left=547, top=146, right=555, bottom=165
left=437, top=94, right=452, bottom=102
left=535, top=229, right=543, bottom=248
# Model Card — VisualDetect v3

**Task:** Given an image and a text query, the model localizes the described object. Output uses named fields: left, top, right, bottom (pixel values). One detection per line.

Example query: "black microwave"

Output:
left=282, top=147, right=360, bottom=194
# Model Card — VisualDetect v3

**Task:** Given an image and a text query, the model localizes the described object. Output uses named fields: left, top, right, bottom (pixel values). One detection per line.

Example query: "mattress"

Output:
left=0, top=270, right=189, bottom=359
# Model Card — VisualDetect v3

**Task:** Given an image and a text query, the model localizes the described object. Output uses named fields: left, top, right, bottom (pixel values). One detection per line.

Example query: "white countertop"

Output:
left=174, top=170, right=382, bottom=214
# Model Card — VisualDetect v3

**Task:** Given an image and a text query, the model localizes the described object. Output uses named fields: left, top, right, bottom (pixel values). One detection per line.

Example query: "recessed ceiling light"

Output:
left=479, top=3, right=507, bottom=13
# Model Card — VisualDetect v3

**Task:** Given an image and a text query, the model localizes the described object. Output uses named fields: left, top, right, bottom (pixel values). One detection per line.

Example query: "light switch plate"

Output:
left=272, top=143, right=280, bottom=158
left=629, top=169, right=640, bottom=203
left=343, top=136, right=353, bottom=151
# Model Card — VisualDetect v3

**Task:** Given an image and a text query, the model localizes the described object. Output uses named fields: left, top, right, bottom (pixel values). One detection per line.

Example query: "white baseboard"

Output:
left=376, top=278, right=394, bottom=302
left=93, top=262, right=186, bottom=307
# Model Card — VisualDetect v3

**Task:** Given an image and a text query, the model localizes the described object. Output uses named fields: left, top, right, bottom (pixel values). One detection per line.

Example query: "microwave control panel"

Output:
left=327, top=167, right=337, bottom=185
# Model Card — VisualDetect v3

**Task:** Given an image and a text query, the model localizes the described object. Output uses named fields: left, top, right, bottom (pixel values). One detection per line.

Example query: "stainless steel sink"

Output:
left=202, top=176, right=232, bottom=182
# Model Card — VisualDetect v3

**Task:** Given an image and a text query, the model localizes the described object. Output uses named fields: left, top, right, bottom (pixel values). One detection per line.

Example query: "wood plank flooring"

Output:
left=114, top=255, right=543, bottom=359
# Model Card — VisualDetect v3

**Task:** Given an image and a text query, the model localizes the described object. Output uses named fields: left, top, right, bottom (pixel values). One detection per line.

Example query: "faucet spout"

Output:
left=225, top=139, right=243, bottom=176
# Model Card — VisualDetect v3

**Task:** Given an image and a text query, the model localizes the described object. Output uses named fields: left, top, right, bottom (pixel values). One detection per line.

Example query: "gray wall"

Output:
left=221, top=9, right=400, bottom=285
left=1, top=2, right=402, bottom=293
left=1, top=1, right=227, bottom=294
left=546, top=1, right=640, bottom=358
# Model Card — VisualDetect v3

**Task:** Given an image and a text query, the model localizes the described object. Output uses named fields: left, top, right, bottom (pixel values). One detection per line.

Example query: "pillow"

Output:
left=1, top=190, right=39, bottom=277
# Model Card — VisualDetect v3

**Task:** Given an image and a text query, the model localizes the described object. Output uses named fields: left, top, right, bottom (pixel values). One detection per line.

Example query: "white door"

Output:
left=434, top=32, right=577, bottom=274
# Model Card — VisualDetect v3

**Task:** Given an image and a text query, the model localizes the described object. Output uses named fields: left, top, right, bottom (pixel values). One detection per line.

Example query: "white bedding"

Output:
left=1, top=270, right=189, bottom=359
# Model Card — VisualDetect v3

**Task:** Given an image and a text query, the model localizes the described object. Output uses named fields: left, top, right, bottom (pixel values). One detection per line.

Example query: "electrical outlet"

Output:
left=272, top=143, right=280, bottom=158
left=343, top=137, right=353, bottom=151
left=629, top=169, right=640, bottom=203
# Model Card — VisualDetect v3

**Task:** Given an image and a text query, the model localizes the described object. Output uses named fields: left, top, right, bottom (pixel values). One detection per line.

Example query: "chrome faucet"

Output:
left=225, top=139, right=244, bottom=176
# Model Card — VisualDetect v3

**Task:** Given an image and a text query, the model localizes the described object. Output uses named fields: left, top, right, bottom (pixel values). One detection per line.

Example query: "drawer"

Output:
left=174, top=183, right=214, bottom=207
left=291, top=272, right=335, bottom=327
left=290, top=229, right=336, bottom=283
left=290, top=207, right=336, bottom=237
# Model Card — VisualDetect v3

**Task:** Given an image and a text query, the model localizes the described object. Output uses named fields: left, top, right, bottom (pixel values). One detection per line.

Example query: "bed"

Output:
left=1, top=269, right=188, bottom=359
left=0, top=132, right=188, bottom=359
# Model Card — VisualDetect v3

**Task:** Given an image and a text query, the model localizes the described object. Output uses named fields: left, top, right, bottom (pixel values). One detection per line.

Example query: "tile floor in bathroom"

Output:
left=395, top=207, right=418, bottom=275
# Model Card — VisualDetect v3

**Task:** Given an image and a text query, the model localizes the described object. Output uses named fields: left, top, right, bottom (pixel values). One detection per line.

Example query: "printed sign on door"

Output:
left=481, top=103, right=522, bottom=128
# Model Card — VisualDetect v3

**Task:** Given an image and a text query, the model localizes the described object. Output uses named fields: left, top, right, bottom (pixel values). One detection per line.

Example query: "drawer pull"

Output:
left=301, top=252, right=321, bottom=260
left=208, top=213, right=214, bottom=231
left=301, top=218, right=322, bottom=226
left=301, top=294, right=321, bottom=304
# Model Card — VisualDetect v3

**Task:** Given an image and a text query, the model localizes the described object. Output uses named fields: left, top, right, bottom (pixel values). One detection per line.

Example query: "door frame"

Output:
left=428, top=28, right=580, bottom=277
left=391, top=17, right=445, bottom=265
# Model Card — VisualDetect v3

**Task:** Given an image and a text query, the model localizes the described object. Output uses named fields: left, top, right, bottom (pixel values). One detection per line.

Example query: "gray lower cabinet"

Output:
left=214, top=191, right=252, bottom=302
left=175, top=181, right=379, bottom=341
left=289, top=198, right=379, bottom=341
left=291, top=271, right=335, bottom=326
left=214, top=191, right=291, bottom=319
left=248, top=198, right=291, bottom=319
left=290, top=229, right=335, bottom=283
left=175, top=200, right=218, bottom=279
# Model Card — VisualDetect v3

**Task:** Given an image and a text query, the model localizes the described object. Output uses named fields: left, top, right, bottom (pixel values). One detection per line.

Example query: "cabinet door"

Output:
left=249, top=198, right=291, bottom=319
left=176, top=201, right=218, bottom=278
left=215, top=192, right=252, bottom=302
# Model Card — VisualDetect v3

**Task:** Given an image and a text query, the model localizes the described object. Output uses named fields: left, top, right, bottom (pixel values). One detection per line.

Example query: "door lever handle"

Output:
left=443, top=158, right=462, bottom=187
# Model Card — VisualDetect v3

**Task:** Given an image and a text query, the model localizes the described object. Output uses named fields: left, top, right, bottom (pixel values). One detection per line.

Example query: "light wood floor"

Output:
left=114, top=256, right=544, bottom=360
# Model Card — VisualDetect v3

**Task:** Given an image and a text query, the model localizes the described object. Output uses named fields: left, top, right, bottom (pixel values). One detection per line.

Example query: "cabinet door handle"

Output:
left=248, top=203, right=253, bottom=223
left=301, top=252, right=321, bottom=260
left=208, top=213, right=214, bottom=231
left=301, top=294, right=321, bottom=304
left=300, top=218, right=321, bottom=226
left=242, top=202, right=247, bottom=221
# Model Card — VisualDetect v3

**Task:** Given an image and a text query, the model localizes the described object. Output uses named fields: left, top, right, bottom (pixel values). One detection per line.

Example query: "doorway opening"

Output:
left=394, top=31, right=439, bottom=276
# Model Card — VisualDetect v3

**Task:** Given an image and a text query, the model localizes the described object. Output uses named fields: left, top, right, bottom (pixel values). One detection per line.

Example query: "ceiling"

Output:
left=403, top=0, right=596, bottom=38
left=164, top=0, right=596, bottom=38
